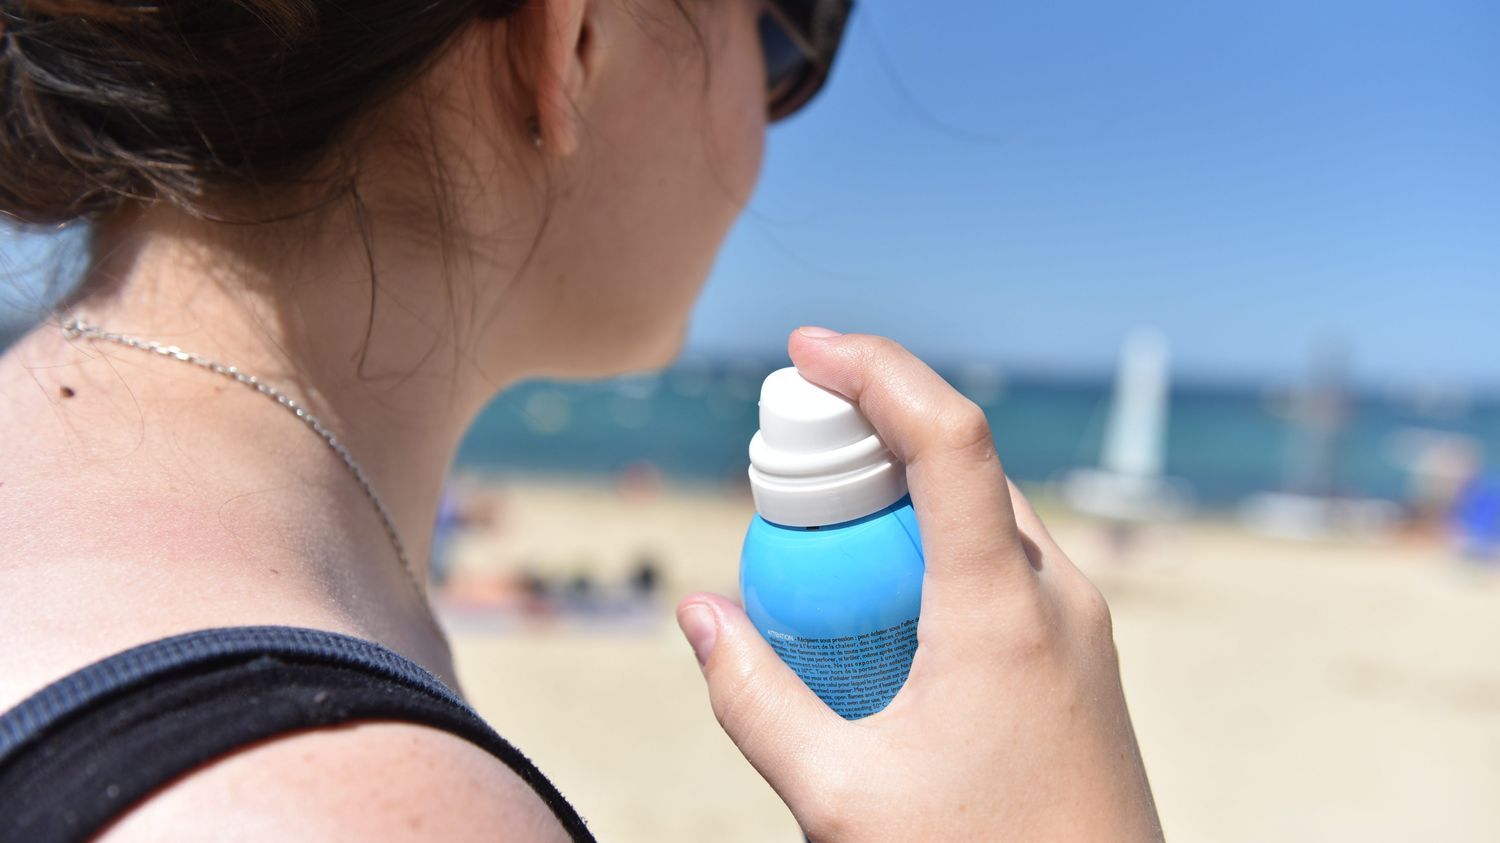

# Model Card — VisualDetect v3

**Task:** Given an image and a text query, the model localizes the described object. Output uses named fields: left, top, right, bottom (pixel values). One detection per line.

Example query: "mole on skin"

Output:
left=59, top=386, right=76, bottom=399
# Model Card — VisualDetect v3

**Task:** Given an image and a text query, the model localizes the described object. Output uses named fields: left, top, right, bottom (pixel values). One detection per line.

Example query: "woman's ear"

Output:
left=510, top=0, right=592, bottom=157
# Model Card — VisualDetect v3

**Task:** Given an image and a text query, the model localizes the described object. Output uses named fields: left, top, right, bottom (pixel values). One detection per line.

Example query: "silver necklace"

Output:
left=58, top=316, right=439, bottom=630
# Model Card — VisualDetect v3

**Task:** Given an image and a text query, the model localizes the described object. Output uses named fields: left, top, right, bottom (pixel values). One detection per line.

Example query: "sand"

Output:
left=439, top=473, right=1500, bottom=842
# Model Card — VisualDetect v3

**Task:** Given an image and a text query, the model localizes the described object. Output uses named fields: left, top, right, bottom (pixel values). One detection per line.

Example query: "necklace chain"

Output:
left=58, top=316, right=441, bottom=633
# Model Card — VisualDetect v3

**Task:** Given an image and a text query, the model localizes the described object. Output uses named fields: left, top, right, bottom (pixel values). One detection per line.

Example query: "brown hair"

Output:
left=0, top=0, right=526, bottom=226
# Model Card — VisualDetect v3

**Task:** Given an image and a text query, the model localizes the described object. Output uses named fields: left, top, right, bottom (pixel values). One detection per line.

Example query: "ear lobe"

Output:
left=513, top=0, right=589, bottom=157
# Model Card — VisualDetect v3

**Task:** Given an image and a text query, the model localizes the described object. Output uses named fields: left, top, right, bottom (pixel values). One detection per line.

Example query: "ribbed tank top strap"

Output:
left=0, top=626, right=594, bottom=843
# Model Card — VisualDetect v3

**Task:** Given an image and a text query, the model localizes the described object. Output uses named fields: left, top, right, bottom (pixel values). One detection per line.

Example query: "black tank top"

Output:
left=0, top=626, right=595, bottom=842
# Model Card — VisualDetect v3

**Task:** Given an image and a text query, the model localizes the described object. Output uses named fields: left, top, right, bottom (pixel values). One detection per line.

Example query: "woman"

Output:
left=0, top=0, right=1162, bottom=840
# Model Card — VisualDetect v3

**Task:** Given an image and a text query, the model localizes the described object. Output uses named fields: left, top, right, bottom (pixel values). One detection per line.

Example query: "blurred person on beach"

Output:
left=429, top=474, right=507, bottom=587
left=0, top=1, right=1160, bottom=840
left=1452, top=471, right=1500, bottom=565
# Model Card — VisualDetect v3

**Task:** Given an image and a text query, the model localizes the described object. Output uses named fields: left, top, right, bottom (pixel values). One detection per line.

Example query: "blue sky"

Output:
left=686, top=0, right=1500, bottom=391
left=4, top=0, right=1497, bottom=392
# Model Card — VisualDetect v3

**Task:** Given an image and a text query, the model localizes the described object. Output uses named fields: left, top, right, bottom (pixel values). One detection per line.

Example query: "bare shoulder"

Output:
left=97, top=721, right=576, bottom=842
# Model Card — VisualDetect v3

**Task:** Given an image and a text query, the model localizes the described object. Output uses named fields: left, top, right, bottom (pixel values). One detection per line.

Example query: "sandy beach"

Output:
left=438, top=473, right=1500, bottom=842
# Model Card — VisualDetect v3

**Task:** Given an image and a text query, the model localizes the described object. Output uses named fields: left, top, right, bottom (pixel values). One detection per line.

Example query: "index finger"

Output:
left=787, top=327, right=1035, bottom=596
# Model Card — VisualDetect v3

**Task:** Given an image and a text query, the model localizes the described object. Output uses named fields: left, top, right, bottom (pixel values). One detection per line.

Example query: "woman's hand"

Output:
left=675, top=327, right=1163, bottom=841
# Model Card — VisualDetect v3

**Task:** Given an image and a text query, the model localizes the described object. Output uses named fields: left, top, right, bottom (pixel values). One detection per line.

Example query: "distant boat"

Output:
left=1057, top=327, right=1193, bottom=521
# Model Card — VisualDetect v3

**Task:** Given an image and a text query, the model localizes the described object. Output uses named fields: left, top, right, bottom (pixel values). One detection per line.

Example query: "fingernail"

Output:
left=797, top=325, right=842, bottom=339
left=678, top=603, right=718, bottom=666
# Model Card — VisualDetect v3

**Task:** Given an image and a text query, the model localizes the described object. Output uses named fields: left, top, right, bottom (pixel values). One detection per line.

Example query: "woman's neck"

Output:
left=1, top=203, right=531, bottom=688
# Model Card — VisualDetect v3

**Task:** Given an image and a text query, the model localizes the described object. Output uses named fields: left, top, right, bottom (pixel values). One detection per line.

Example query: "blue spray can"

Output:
left=739, top=367, right=925, bottom=720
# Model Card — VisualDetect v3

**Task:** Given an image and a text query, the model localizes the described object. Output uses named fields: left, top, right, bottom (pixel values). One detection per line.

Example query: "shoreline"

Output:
left=440, top=473, right=1500, bottom=841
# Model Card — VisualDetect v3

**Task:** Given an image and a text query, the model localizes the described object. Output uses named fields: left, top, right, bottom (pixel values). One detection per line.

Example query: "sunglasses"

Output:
left=759, top=0, right=854, bottom=122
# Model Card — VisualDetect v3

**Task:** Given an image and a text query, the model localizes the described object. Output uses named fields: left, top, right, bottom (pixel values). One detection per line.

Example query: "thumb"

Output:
left=675, top=593, right=845, bottom=783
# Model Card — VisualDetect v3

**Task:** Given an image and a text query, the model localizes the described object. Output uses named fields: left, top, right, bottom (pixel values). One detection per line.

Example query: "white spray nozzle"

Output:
left=748, top=367, right=908, bottom=527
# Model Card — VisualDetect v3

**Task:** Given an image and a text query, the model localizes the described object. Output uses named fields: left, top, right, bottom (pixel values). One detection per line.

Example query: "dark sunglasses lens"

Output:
left=771, top=0, right=818, bottom=34
left=759, top=13, right=810, bottom=108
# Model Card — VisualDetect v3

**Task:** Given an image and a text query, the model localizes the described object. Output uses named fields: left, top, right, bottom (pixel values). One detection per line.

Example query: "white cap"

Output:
left=747, top=367, right=908, bottom=527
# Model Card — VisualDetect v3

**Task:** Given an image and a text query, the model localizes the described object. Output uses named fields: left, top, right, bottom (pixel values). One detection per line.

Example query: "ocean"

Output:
left=456, top=358, right=1500, bottom=510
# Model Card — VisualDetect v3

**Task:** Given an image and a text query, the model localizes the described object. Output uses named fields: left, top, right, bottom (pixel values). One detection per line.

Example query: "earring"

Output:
left=526, top=116, right=543, bottom=150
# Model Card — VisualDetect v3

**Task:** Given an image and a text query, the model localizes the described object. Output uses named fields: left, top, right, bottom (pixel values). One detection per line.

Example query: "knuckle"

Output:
left=845, top=335, right=909, bottom=383
left=1074, top=577, right=1116, bottom=642
left=934, top=398, right=995, bottom=457
left=851, top=333, right=905, bottom=362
